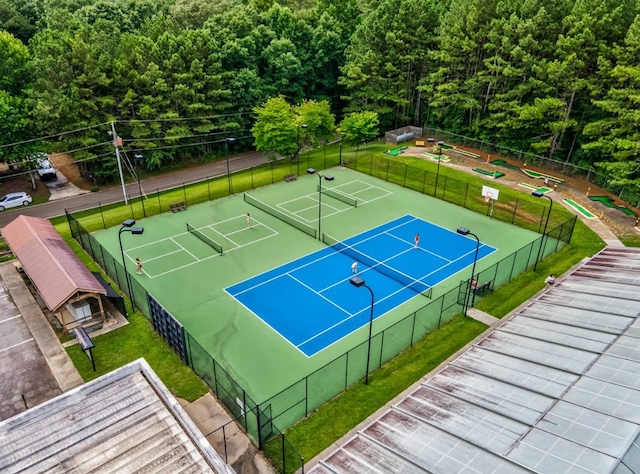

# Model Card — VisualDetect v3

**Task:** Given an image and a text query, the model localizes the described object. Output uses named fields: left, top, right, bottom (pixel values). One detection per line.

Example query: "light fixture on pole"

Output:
left=434, top=140, right=445, bottom=196
left=118, top=219, right=144, bottom=314
left=350, top=276, right=375, bottom=385
left=296, top=124, right=308, bottom=162
left=307, top=168, right=329, bottom=239
left=225, top=137, right=237, bottom=194
left=532, top=191, right=553, bottom=270
left=456, top=227, right=480, bottom=317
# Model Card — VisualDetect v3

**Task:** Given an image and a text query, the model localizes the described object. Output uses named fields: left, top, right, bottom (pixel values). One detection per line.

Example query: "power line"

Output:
left=0, top=122, right=111, bottom=150
left=115, top=112, right=251, bottom=124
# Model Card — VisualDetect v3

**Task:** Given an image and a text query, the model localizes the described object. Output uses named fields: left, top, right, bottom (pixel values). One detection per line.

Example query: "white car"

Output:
left=34, top=153, right=57, bottom=181
left=0, top=192, right=32, bottom=211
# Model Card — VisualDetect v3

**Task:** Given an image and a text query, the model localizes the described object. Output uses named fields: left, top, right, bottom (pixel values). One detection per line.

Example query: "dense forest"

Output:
left=1, top=0, right=639, bottom=193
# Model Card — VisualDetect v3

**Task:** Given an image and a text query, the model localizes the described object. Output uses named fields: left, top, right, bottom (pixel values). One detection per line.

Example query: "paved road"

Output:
left=0, top=151, right=270, bottom=228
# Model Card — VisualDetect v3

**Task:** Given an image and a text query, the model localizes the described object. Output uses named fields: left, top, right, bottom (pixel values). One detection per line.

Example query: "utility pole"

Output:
left=110, top=121, right=128, bottom=205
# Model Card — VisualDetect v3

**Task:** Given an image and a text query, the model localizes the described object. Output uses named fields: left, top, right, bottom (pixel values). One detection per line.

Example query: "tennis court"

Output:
left=227, top=215, right=495, bottom=356
left=93, top=167, right=539, bottom=401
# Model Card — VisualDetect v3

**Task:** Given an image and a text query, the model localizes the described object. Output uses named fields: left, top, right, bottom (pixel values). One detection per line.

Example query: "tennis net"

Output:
left=318, top=185, right=357, bottom=207
left=323, top=233, right=432, bottom=298
left=187, top=223, right=223, bottom=255
left=244, top=193, right=317, bottom=239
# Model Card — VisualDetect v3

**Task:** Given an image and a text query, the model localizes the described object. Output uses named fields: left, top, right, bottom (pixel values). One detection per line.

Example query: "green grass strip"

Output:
left=472, top=168, right=504, bottom=178
left=521, top=168, right=564, bottom=183
left=490, top=159, right=520, bottom=170
left=563, top=199, right=597, bottom=219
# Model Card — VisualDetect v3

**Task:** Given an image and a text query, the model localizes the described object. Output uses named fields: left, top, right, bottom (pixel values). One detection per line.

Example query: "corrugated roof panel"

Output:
left=559, top=279, right=640, bottom=299
left=1, top=215, right=106, bottom=312
left=454, top=347, right=577, bottom=398
left=606, top=335, right=640, bottom=362
left=509, top=428, right=617, bottom=473
left=540, top=401, right=637, bottom=457
left=500, top=316, right=615, bottom=353
left=364, top=410, right=531, bottom=474
left=519, top=303, right=631, bottom=334
left=426, top=366, right=552, bottom=425
left=585, top=354, right=640, bottom=389
left=477, top=331, right=598, bottom=374
left=396, top=385, right=528, bottom=456
left=564, top=376, right=640, bottom=423
left=538, top=291, right=639, bottom=317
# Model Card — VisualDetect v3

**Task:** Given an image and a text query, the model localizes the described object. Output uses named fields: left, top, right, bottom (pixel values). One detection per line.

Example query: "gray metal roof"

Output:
left=310, top=247, right=640, bottom=473
left=0, top=359, right=234, bottom=474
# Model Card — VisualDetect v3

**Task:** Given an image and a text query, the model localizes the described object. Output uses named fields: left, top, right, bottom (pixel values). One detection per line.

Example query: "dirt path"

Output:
left=403, top=145, right=638, bottom=241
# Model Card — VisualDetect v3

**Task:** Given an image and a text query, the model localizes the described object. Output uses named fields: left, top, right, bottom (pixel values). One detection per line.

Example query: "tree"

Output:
left=341, top=0, right=439, bottom=129
left=582, top=14, right=640, bottom=193
left=252, top=96, right=336, bottom=160
left=337, top=111, right=379, bottom=148
left=252, top=96, right=298, bottom=160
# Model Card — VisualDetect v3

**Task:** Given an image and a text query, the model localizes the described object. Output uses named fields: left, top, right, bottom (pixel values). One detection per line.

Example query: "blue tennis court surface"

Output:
left=226, top=215, right=496, bottom=356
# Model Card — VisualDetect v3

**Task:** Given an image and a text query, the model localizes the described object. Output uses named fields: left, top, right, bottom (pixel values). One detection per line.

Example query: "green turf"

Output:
left=472, top=168, right=504, bottom=178
left=490, top=159, right=520, bottom=170
left=564, top=198, right=597, bottom=218
left=522, top=168, right=564, bottom=183
left=92, top=167, right=540, bottom=407
left=589, top=195, right=637, bottom=216
left=384, top=146, right=408, bottom=156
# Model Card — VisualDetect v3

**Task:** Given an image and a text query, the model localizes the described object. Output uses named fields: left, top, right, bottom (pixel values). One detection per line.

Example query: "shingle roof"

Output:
left=2, top=215, right=106, bottom=312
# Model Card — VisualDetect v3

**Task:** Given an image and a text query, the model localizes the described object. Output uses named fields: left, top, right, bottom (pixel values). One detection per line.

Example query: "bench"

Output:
left=415, top=140, right=426, bottom=147
left=472, top=281, right=492, bottom=294
left=284, top=174, right=297, bottom=182
left=170, top=202, right=187, bottom=213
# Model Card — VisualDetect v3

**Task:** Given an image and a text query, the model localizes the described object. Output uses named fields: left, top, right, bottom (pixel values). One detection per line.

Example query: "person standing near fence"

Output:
left=136, top=258, right=143, bottom=275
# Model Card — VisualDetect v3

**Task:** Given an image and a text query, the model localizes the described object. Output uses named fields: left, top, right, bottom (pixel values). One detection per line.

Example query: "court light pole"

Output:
left=434, top=140, right=445, bottom=197
left=532, top=191, right=553, bottom=271
left=350, top=276, right=375, bottom=385
left=307, top=169, right=327, bottom=240
left=118, top=219, right=144, bottom=315
left=225, top=137, right=237, bottom=194
left=456, top=227, right=480, bottom=317
left=296, top=124, right=308, bottom=161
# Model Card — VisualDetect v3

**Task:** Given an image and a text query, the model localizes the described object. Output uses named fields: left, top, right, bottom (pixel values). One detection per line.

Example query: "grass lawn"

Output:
left=266, top=153, right=608, bottom=469
left=53, top=144, right=608, bottom=470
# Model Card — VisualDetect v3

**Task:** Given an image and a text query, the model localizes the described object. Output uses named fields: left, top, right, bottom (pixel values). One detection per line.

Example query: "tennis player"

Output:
left=246, top=212, right=251, bottom=227
left=351, top=261, right=358, bottom=273
left=135, top=258, right=143, bottom=275
left=414, top=233, right=420, bottom=249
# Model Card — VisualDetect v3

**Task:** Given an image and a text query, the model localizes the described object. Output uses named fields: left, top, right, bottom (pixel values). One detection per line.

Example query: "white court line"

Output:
left=1, top=338, right=34, bottom=353
left=287, top=273, right=352, bottom=315
left=231, top=216, right=420, bottom=296
left=171, top=236, right=199, bottom=261
left=385, top=230, right=454, bottom=262
left=125, top=216, right=279, bottom=279
left=0, top=315, right=21, bottom=324
left=150, top=231, right=279, bottom=279
left=298, top=269, right=425, bottom=349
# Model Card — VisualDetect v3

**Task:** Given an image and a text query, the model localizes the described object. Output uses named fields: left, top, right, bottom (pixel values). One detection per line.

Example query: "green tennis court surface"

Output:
left=93, top=167, right=540, bottom=402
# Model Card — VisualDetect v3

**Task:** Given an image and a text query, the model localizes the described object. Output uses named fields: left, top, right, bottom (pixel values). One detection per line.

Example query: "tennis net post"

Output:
left=186, top=223, right=223, bottom=255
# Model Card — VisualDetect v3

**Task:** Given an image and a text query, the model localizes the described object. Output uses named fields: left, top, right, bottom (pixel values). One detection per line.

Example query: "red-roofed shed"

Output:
left=2, top=215, right=107, bottom=331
